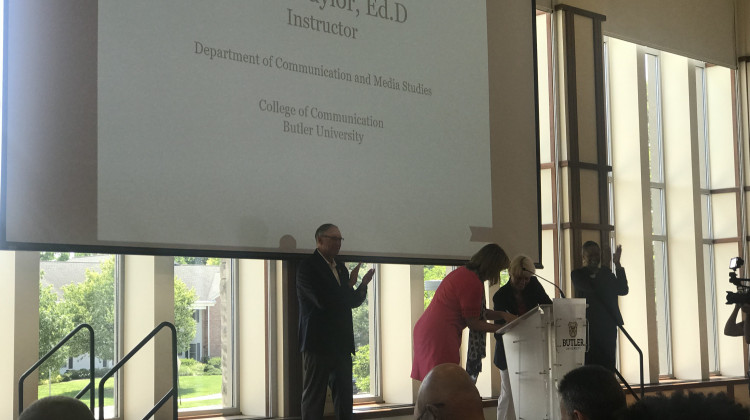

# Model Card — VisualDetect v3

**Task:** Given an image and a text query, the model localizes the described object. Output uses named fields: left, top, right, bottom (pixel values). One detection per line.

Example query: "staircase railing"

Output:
left=574, top=269, right=644, bottom=400
left=615, top=324, right=644, bottom=400
left=98, top=321, right=178, bottom=420
left=18, top=323, right=95, bottom=416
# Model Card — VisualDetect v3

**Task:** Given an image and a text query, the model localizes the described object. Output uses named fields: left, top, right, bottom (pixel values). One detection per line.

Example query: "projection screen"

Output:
left=1, top=0, right=541, bottom=264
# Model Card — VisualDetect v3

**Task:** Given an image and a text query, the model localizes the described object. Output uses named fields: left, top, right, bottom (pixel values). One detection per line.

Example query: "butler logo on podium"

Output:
left=558, top=320, right=585, bottom=350
left=568, top=321, right=577, bottom=337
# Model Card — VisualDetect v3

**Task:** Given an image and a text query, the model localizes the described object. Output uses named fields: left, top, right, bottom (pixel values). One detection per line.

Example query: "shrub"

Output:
left=179, top=357, right=205, bottom=376
left=203, top=365, right=221, bottom=375
left=178, top=365, right=194, bottom=376
left=180, top=358, right=199, bottom=367
left=206, top=357, right=221, bottom=369
left=64, top=369, right=92, bottom=381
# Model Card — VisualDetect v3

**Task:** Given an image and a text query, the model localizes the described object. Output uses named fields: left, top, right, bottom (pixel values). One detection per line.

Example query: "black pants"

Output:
left=586, top=323, right=617, bottom=372
left=301, top=350, right=353, bottom=420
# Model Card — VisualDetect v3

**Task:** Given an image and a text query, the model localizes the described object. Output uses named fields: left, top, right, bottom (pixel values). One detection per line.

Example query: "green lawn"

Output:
left=38, top=375, right=223, bottom=409
left=177, top=375, right=223, bottom=408
left=38, top=378, right=113, bottom=406
left=177, top=375, right=221, bottom=397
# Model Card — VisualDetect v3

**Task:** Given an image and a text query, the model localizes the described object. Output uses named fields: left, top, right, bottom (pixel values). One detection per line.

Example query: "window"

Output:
left=644, top=51, right=673, bottom=377
left=174, top=257, right=237, bottom=414
left=695, top=65, right=719, bottom=373
left=349, top=262, right=380, bottom=399
left=423, top=266, right=449, bottom=309
left=38, top=253, right=119, bottom=418
left=603, top=39, right=621, bottom=369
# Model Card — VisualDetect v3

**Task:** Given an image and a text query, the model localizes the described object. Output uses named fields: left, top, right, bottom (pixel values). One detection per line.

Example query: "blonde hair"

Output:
left=508, top=255, right=535, bottom=279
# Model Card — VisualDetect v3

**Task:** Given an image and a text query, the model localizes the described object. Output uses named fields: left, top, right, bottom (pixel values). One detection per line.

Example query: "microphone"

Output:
left=523, top=267, right=566, bottom=298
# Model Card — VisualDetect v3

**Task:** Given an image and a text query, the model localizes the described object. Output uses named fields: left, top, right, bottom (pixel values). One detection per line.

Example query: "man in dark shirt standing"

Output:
left=296, top=223, right=374, bottom=420
left=571, top=241, right=628, bottom=372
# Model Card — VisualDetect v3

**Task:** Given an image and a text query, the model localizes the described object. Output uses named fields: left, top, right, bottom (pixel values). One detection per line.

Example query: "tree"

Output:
left=424, top=265, right=446, bottom=281
left=40, top=252, right=72, bottom=261
left=424, top=290, right=436, bottom=310
left=62, top=256, right=116, bottom=362
left=38, top=282, right=73, bottom=379
left=352, top=299, right=369, bottom=347
left=61, top=256, right=198, bottom=362
left=348, top=262, right=372, bottom=393
left=352, top=344, right=370, bottom=394
left=174, top=256, right=207, bottom=265
left=347, top=262, right=371, bottom=348
left=423, top=265, right=446, bottom=309
left=174, top=278, right=198, bottom=354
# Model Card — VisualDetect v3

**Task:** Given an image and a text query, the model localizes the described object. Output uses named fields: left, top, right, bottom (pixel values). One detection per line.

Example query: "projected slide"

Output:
left=97, top=0, right=492, bottom=256
left=3, top=0, right=540, bottom=262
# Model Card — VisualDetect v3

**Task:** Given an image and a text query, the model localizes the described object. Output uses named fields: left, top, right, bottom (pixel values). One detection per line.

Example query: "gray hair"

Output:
left=315, top=223, right=338, bottom=241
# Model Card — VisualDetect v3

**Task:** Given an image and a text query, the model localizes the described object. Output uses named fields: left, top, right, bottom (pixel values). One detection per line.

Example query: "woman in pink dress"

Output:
left=411, top=243, right=517, bottom=381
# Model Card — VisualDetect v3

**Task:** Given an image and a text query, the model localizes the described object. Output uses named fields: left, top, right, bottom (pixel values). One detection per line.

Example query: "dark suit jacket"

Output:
left=297, top=250, right=367, bottom=355
left=492, top=277, right=552, bottom=370
left=571, top=266, right=628, bottom=328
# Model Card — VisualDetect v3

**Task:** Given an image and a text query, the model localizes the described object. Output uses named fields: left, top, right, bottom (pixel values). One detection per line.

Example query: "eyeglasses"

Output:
left=322, top=235, right=344, bottom=242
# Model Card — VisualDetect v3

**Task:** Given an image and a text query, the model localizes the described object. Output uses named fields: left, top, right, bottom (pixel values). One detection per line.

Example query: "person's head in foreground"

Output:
left=614, top=390, right=750, bottom=420
left=414, top=363, right=484, bottom=420
left=19, top=396, right=94, bottom=420
left=558, top=365, right=625, bottom=420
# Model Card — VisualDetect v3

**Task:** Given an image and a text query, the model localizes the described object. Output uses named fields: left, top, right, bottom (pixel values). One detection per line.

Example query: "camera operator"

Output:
left=723, top=303, right=750, bottom=344
left=724, top=257, right=750, bottom=383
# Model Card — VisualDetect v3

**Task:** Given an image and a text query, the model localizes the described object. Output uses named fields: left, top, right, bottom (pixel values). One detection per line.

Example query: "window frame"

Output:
left=643, top=48, right=675, bottom=378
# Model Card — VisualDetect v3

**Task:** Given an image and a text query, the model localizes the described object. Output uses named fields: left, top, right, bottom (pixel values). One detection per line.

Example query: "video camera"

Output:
left=726, top=257, right=750, bottom=305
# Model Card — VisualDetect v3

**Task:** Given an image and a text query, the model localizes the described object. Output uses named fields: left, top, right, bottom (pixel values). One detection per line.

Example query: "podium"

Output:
left=496, top=298, right=587, bottom=420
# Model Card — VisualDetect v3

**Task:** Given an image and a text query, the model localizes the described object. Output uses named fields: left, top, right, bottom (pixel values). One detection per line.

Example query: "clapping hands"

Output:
left=349, top=262, right=375, bottom=288
left=613, top=244, right=623, bottom=268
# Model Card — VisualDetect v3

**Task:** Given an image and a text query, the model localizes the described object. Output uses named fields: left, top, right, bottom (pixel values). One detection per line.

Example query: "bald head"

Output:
left=414, top=363, right=484, bottom=420
left=19, top=396, right=94, bottom=420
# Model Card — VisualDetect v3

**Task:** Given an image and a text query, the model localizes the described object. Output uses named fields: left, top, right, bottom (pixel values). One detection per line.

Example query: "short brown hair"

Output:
left=465, top=244, right=510, bottom=286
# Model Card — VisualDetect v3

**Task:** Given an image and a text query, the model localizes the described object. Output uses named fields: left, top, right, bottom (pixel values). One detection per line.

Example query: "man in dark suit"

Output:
left=571, top=241, right=628, bottom=372
left=297, top=223, right=374, bottom=420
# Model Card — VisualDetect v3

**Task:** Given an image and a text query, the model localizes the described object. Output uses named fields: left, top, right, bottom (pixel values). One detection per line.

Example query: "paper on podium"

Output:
left=494, top=304, right=548, bottom=335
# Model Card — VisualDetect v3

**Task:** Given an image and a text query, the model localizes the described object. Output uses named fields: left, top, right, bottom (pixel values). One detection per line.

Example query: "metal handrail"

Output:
left=615, top=324, right=644, bottom=400
left=582, top=301, right=644, bottom=400
left=576, top=273, right=645, bottom=401
left=18, top=323, right=95, bottom=416
left=98, top=321, right=178, bottom=420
